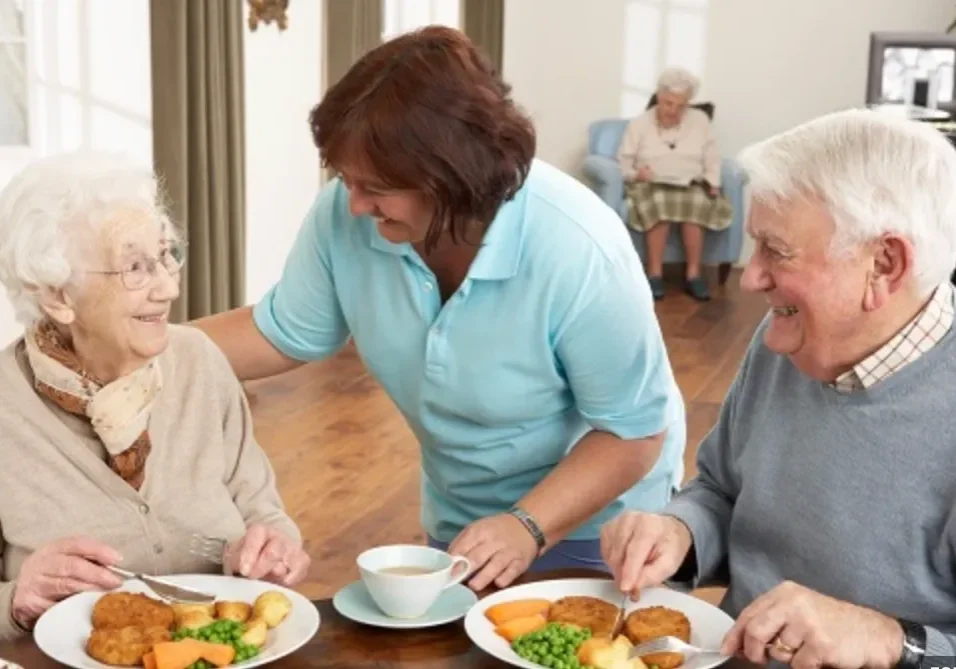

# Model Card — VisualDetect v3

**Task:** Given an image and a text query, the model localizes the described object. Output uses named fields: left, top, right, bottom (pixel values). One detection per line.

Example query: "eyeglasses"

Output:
left=87, top=241, right=188, bottom=291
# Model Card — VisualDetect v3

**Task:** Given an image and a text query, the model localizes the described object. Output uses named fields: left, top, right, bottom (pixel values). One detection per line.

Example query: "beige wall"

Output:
left=702, top=0, right=953, bottom=157
left=242, top=0, right=324, bottom=305
left=502, top=0, right=627, bottom=180
left=705, top=0, right=953, bottom=263
left=503, top=0, right=953, bottom=264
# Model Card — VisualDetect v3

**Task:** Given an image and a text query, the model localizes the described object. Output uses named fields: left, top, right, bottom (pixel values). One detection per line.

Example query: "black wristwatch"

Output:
left=894, top=618, right=926, bottom=669
left=508, top=507, right=547, bottom=553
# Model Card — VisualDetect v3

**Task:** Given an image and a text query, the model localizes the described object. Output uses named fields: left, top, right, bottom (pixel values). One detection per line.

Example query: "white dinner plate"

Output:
left=33, top=574, right=320, bottom=668
left=464, top=578, right=734, bottom=669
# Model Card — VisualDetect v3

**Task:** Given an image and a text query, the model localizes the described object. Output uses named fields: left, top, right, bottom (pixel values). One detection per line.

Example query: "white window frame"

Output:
left=382, top=0, right=461, bottom=42
left=31, top=0, right=150, bottom=161
left=621, top=0, right=709, bottom=118
left=0, top=0, right=37, bottom=160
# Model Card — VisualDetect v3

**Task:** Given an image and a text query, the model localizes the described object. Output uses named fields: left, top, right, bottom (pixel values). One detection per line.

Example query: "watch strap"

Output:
left=895, top=618, right=926, bottom=669
left=508, top=507, right=546, bottom=552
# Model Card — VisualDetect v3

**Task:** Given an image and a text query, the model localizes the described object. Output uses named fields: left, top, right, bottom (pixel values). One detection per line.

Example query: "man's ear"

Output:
left=862, top=233, right=913, bottom=312
left=36, top=285, right=77, bottom=325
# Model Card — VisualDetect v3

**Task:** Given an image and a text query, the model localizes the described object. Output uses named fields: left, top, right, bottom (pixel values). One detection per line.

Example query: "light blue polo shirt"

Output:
left=253, top=159, right=686, bottom=542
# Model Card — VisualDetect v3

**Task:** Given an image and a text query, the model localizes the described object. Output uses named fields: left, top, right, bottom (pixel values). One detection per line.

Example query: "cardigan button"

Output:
left=139, top=503, right=150, bottom=515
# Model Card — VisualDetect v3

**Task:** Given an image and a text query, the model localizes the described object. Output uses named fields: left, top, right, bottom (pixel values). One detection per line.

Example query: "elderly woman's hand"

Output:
left=224, top=523, right=311, bottom=587
left=636, top=166, right=653, bottom=182
left=720, top=580, right=905, bottom=669
left=11, top=537, right=125, bottom=629
left=448, top=514, right=538, bottom=591
left=600, top=511, right=692, bottom=599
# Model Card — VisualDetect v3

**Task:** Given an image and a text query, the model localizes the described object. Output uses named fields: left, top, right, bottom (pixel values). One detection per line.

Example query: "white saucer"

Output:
left=332, top=579, right=477, bottom=629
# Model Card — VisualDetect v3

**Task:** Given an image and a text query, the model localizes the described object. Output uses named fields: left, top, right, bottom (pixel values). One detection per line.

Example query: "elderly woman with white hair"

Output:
left=617, top=67, right=734, bottom=301
left=601, top=108, right=956, bottom=667
left=0, top=152, right=310, bottom=641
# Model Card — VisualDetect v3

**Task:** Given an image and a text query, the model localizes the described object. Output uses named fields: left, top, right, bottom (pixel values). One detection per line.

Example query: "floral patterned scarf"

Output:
left=23, top=319, right=162, bottom=490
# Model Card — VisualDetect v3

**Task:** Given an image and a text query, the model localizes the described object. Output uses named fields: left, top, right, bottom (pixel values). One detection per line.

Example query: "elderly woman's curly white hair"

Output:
left=656, top=67, right=700, bottom=99
left=0, top=151, right=178, bottom=327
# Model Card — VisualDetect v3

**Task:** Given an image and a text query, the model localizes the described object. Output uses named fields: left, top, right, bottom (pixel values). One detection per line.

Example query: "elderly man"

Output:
left=601, top=108, right=956, bottom=669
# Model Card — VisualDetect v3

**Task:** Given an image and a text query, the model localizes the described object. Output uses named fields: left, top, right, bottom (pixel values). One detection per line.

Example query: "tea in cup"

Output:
left=357, top=544, right=472, bottom=618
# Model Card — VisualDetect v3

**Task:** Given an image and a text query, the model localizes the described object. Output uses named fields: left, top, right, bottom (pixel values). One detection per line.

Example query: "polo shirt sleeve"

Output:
left=553, top=254, right=680, bottom=440
left=252, top=182, right=350, bottom=362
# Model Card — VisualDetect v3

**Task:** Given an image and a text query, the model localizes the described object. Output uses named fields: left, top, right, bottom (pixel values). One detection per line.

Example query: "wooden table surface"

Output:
left=0, top=569, right=753, bottom=668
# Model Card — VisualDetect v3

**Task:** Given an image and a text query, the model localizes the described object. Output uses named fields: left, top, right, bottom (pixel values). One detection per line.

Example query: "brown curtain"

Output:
left=325, top=0, right=383, bottom=88
left=149, top=0, right=246, bottom=323
left=463, top=0, right=504, bottom=73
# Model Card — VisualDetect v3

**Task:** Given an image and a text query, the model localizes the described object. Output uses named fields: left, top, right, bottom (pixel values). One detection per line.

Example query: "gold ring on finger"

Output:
left=771, top=638, right=797, bottom=655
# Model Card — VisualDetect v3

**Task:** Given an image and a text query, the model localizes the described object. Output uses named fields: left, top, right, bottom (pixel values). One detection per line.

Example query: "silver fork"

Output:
left=627, top=636, right=728, bottom=663
left=189, top=533, right=227, bottom=565
left=106, top=566, right=216, bottom=604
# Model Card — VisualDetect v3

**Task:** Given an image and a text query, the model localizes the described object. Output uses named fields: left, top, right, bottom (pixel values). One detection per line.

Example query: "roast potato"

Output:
left=241, top=618, right=268, bottom=648
left=252, top=591, right=292, bottom=628
left=215, top=601, right=253, bottom=623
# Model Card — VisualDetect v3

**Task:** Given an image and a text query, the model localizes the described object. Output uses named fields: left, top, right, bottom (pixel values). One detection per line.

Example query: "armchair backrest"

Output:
left=587, top=119, right=630, bottom=158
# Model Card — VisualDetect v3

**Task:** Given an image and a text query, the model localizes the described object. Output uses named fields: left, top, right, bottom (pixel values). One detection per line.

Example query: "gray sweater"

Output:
left=665, top=314, right=956, bottom=654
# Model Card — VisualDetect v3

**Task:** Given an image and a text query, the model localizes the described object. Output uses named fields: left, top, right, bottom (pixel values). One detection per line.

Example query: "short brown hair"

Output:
left=309, top=26, right=536, bottom=250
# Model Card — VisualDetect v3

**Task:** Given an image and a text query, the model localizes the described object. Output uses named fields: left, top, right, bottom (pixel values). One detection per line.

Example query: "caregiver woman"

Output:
left=196, top=26, right=685, bottom=590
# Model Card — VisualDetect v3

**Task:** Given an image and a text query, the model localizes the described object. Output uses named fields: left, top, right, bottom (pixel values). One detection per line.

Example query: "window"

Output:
left=0, top=0, right=29, bottom=146
left=31, top=0, right=152, bottom=165
left=621, top=0, right=709, bottom=118
left=382, top=0, right=460, bottom=41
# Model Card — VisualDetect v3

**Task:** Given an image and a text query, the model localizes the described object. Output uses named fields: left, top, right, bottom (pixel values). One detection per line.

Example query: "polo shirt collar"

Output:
left=467, top=196, right=525, bottom=280
left=366, top=189, right=528, bottom=280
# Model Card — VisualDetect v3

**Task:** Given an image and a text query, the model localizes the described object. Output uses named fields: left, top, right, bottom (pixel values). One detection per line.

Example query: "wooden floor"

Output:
left=244, top=269, right=768, bottom=602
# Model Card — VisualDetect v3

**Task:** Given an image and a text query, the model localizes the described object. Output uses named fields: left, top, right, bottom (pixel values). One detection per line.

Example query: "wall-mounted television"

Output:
left=865, top=31, right=956, bottom=115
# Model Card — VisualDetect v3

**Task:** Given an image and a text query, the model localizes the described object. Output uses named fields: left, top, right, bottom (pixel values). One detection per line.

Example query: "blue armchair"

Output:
left=582, top=118, right=748, bottom=284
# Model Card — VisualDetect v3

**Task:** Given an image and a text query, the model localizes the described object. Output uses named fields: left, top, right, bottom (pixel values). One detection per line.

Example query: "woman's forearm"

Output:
left=191, top=306, right=302, bottom=381
left=517, top=430, right=665, bottom=549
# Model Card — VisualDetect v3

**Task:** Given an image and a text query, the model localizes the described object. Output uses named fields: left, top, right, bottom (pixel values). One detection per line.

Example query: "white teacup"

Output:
left=357, top=544, right=472, bottom=619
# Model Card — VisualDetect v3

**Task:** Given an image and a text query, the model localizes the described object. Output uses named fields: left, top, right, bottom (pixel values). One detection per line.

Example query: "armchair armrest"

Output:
left=582, top=155, right=624, bottom=210
left=718, top=157, right=749, bottom=264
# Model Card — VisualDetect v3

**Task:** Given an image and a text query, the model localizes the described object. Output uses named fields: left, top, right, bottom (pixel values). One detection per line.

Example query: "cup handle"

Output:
left=444, top=555, right=472, bottom=589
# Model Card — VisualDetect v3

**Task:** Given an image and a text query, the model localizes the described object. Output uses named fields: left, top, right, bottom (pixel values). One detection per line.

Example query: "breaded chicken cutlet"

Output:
left=547, top=596, right=619, bottom=638
left=91, top=592, right=175, bottom=630
left=86, top=625, right=171, bottom=666
left=624, top=605, right=692, bottom=669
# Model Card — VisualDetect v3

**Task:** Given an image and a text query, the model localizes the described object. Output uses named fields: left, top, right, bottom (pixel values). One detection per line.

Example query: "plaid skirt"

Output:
left=624, top=181, right=734, bottom=233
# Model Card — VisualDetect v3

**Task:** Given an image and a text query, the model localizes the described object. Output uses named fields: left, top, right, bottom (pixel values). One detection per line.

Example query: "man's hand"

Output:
left=600, top=512, right=692, bottom=599
left=448, top=514, right=538, bottom=591
left=12, top=537, right=124, bottom=628
left=720, top=580, right=904, bottom=669
left=224, top=524, right=311, bottom=587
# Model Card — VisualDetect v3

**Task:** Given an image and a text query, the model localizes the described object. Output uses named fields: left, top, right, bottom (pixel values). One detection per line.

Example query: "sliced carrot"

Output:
left=142, top=651, right=158, bottom=669
left=186, top=640, right=236, bottom=667
left=151, top=641, right=203, bottom=669
left=494, top=613, right=548, bottom=641
left=484, top=598, right=552, bottom=625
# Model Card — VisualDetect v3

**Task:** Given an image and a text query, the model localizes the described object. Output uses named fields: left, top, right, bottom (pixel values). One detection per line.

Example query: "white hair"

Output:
left=737, top=108, right=956, bottom=294
left=0, top=151, right=177, bottom=327
left=656, top=67, right=700, bottom=99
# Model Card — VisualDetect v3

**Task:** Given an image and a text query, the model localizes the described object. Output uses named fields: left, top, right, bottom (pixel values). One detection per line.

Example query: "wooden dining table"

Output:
left=0, top=568, right=755, bottom=668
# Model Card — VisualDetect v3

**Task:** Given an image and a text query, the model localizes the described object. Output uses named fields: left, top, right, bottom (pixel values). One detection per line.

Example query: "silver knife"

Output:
left=611, top=591, right=628, bottom=637
left=106, top=565, right=216, bottom=603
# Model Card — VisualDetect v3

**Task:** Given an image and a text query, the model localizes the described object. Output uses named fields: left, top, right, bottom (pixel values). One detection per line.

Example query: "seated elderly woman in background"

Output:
left=0, top=152, right=310, bottom=640
left=617, top=67, right=733, bottom=302
left=602, top=109, right=956, bottom=667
